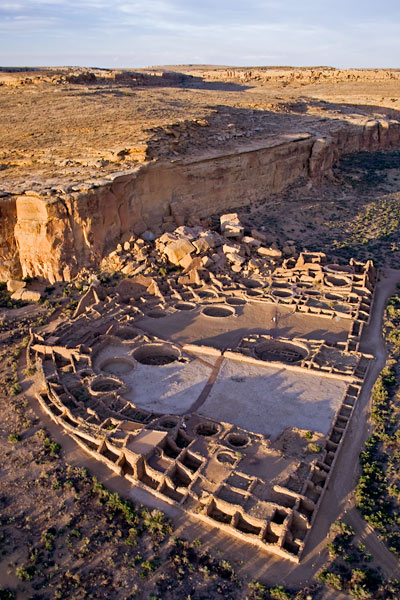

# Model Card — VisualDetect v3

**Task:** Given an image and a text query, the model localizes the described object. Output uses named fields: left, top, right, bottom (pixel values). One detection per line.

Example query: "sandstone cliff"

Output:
left=2, top=117, right=400, bottom=283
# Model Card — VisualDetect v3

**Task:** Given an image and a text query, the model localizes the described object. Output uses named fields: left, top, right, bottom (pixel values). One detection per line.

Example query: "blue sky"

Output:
left=0, top=0, right=399, bottom=68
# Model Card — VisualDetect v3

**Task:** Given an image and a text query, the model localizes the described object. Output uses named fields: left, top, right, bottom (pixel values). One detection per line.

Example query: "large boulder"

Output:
left=7, top=279, right=26, bottom=293
left=11, top=289, right=41, bottom=302
left=220, top=212, right=244, bottom=240
left=164, top=238, right=195, bottom=266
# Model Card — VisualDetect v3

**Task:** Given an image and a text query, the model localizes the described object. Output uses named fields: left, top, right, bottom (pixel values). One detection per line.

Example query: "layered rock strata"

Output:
left=2, top=118, right=400, bottom=282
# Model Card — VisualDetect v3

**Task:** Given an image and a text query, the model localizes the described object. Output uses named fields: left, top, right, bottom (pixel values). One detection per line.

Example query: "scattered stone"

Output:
left=258, top=247, right=282, bottom=259
left=7, top=279, right=26, bottom=293
left=251, top=229, right=268, bottom=244
left=12, top=289, right=41, bottom=302
left=164, top=238, right=195, bottom=266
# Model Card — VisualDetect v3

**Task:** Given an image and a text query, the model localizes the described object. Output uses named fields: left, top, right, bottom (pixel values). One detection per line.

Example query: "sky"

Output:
left=0, top=0, right=400, bottom=69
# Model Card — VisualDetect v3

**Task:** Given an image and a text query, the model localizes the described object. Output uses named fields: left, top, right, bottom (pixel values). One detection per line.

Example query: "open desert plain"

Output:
left=0, top=65, right=400, bottom=600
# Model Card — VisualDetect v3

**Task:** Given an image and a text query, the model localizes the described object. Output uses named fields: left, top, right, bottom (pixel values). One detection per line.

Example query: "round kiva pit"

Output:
left=226, top=297, right=247, bottom=306
left=227, top=433, right=250, bottom=448
left=255, top=339, right=308, bottom=364
left=246, top=289, right=263, bottom=297
left=325, top=274, right=351, bottom=288
left=295, top=282, right=313, bottom=289
left=242, top=278, right=263, bottom=289
left=196, top=421, right=220, bottom=437
left=271, top=281, right=291, bottom=289
left=159, top=416, right=180, bottom=429
left=201, top=305, right=235, bottom=318
left=272, top=288, right=293, bottom=299
left=325, top=292, right=344, bottom=301
left=114, top=327, right=140, bottom=341
left=78, top=369, right=93, bottom=378
left=217, top=452, right=237, bottom=465
left=174, top=301, right=196, bottom=311
left=197, top=289, right=218, bottom=299
left=325, top=264, right=354, bottom=275
left=90, top=376, right=123, bottom=394
left=100, top=357, right=135, bottom=376
left=133, top=343, right=180, bottom=366
left=145, top=309, right=167, bottom=319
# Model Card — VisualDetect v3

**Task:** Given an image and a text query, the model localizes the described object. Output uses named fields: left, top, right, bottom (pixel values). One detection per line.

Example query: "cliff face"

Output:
left=2, top=118, right=400, bottom=283
left=0, top=195, right=21, bottom=281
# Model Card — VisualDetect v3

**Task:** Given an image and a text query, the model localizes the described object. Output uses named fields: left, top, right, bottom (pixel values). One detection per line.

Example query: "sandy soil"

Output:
left=225, top=148, right=400, bottom=270
left=2, top=65, right=400, bottom=599
left=1, top=66, right=400, bottom=194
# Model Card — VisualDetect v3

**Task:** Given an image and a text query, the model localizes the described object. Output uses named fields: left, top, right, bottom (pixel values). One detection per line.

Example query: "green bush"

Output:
left=270, top=585, right=292, bottom=599
left=0, top=590, right=16, bottom=600
left=15, top=565, right=35, bottom=581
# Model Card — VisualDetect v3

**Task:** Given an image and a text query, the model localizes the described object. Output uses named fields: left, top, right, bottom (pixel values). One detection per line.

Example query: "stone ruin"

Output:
left=27, top=215, right=376, bottom=562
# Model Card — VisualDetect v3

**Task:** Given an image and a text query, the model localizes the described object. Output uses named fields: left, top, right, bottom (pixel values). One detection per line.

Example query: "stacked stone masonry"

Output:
left=29, top=249, right=376, bottom=562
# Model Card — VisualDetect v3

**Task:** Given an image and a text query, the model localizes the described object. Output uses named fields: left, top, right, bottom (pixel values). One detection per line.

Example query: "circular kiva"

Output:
left=227, top=433, right=250, bottom=448
left=99, top=357, right=135, bottom=376
left=217, top=452, right=237, bottom=465
left=174, top=301, right=196, bottom=311
left=158, top=416, right=180, bottom=429
left=145, top=309, right=167, bottom=319
left=325, top=292, right=345, bottom=301
left=133, top=343, right=180, bottom=366
left=242, top=278, right=264, bottom=289
left=201, top=304, right=235, bottom=318
left=271, top=288, right=294, bottom=299
left=255, top=339, right=308, bottom=364
left=325, top=274, right=351, bottom=288
left=113, top=327, right=141, bottom=341
left=78, top=369, right=94, bottom=378
left=196, top=421, right=220, bottom=436
left=90, top=376, right=123, bottom=394
left=325, top=264, right=354, bottom=275
left=246, top=288, right=263, bottom=297
left=295, top=282, right=313, bottom=289
left=226, top=297, right=247, bottom=306
left=271, top=281, right=291, bottom=289
left=197, top=289, right=218, bottom=299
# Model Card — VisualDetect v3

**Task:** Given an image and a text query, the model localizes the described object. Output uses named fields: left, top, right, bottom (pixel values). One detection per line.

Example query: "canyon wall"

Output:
left=2, top=117, right=400, bottom=283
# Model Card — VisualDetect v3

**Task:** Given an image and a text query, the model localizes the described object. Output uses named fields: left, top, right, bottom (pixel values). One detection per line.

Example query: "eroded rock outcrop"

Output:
left=2, top=118, right=400, bottom=282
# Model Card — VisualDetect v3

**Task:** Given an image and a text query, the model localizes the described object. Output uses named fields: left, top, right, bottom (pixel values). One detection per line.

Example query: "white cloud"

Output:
left=0, top=0, right=399, bottom=69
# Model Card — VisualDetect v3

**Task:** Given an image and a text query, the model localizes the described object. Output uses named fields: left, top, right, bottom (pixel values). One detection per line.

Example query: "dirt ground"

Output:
left=1, top=66, right=400, bottom=194
left=2, top=65, right=400, bottom=599
left=218, top=148, right=400, bottom=270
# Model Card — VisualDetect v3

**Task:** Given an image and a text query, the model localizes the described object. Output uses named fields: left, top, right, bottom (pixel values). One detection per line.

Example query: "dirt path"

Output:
left=284, top=268, right=400, bottom=584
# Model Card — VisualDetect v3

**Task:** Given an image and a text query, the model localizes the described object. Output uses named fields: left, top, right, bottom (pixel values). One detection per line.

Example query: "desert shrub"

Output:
left=15, top=565, right=35, bottom=581
left=307, top=443, right=321, bottom=453
left=270, top=585, right=292, bottom=599
left=248, top=580, right=267, bottom=599
left=331, top=520, right=355, bottom=537
left=0, top=590, right=16, bottom=600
